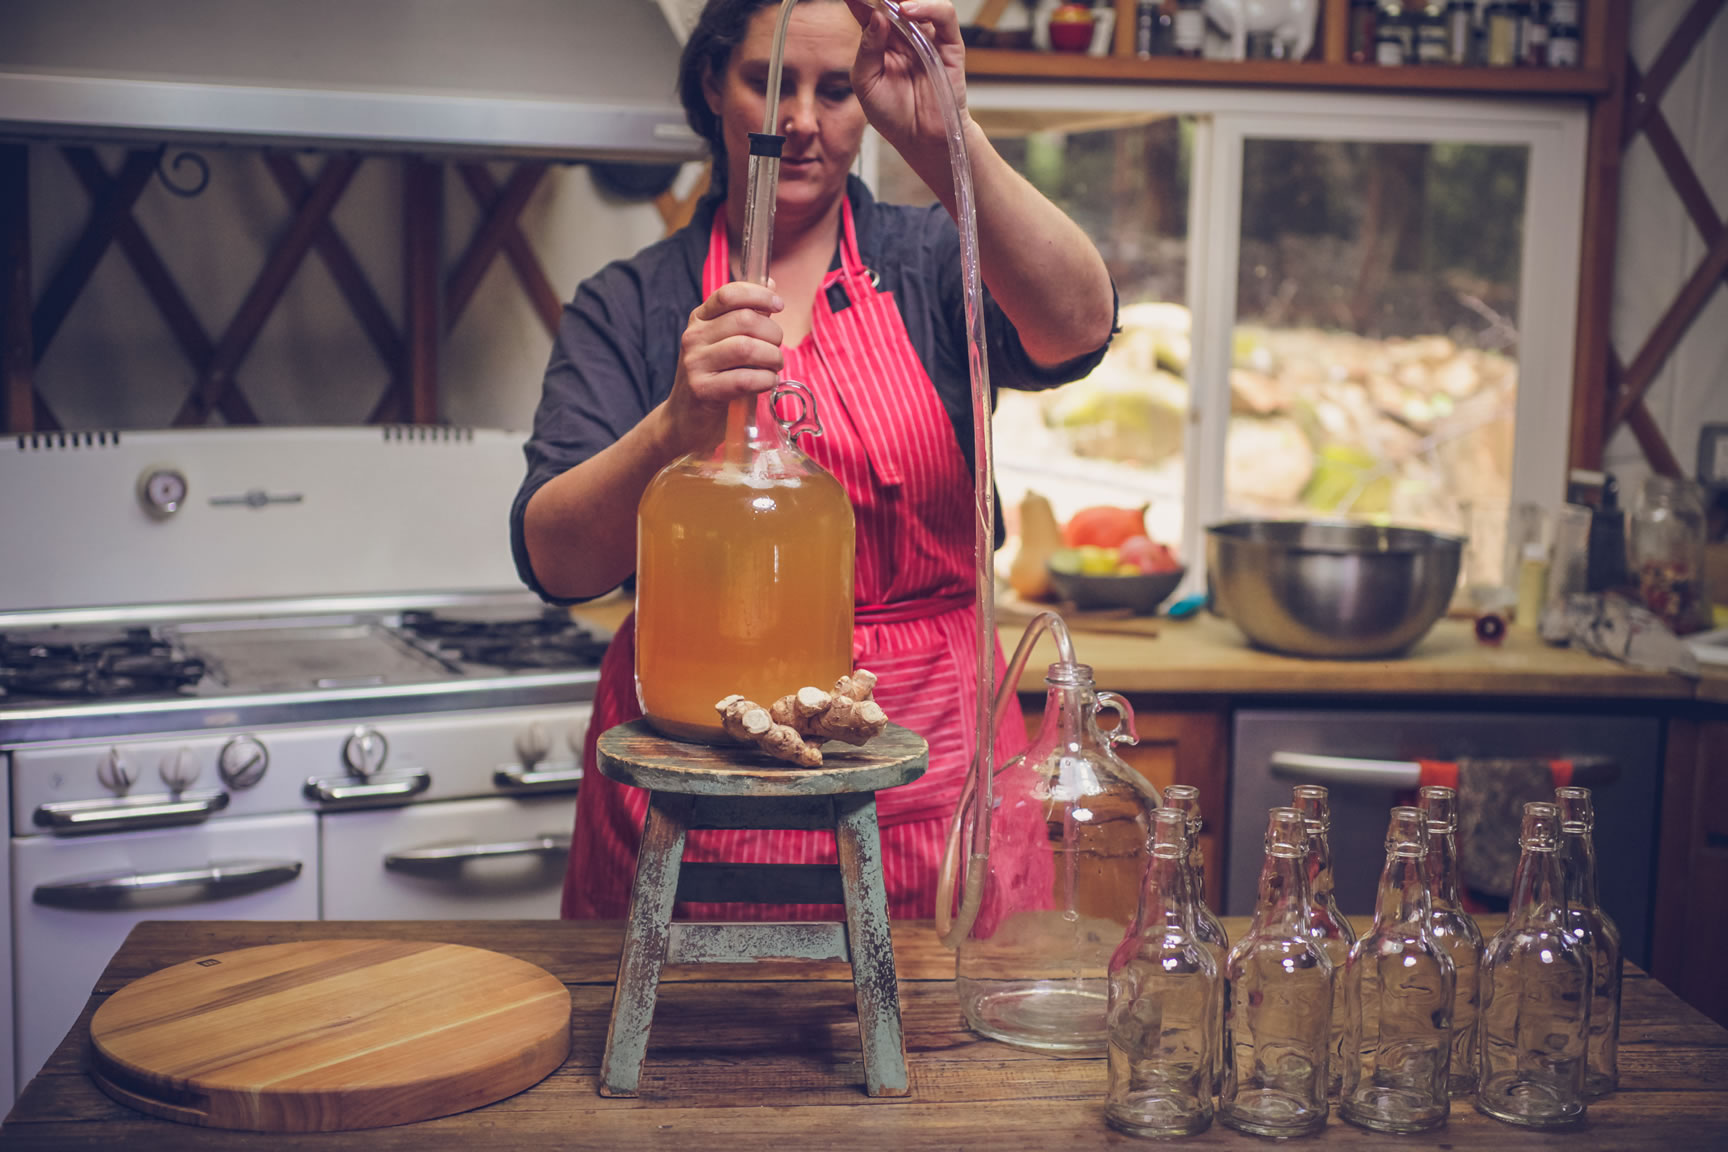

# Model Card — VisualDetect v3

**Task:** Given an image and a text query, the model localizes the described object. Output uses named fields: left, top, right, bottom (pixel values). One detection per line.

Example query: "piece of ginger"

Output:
left=716, top=694, right=822, bottom=767
left=767, top=670, right=888, bottom=747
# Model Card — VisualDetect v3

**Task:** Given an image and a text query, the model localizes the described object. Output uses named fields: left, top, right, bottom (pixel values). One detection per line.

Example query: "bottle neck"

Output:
left=1423, top=822, right=1466, bottom=908
left=1035, top=669, right=1094, bottom=753
left=1508, top=838, right=1565, bottom=921
left=1139, top=849, right=1197, bottom=939
left=1305, top=825, right=1338, bottom=904
left=1559, top=826, right=1601, bottom=908
left=1253, top=846, right=1312, bottom=935
left=1374, top=846, right=1432, bottom=929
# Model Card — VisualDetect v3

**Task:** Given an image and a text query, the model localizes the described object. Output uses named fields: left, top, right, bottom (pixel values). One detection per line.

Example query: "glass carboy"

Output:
left=635, top=385, right=855, bottom=742
left=955, top=661, right=1159, bottom=1052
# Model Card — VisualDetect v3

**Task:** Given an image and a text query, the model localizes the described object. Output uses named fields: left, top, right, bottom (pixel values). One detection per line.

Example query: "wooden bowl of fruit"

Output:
left=1047, top=538, right=1185, bottom=616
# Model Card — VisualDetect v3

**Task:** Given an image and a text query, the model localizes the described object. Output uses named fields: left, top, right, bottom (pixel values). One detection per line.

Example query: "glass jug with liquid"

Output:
left=635, top=385, right=855, bottom=743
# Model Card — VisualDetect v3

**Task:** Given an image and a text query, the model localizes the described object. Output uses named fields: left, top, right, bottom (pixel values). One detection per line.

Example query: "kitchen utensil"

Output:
left=88, top=939, right=570, bottom=1131
left=1205, top=519, right=1463, bottom=658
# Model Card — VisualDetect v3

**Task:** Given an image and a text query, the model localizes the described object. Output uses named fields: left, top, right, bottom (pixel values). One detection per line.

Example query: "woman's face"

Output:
left=705, top=1, right=865, bottom=222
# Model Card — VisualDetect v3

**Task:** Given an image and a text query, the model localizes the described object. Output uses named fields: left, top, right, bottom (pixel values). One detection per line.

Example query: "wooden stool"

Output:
left=595, top=719, right=928, bottom=1099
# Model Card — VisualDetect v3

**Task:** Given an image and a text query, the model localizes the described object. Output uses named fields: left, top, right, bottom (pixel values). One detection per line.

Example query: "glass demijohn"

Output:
left=1418, top=784, right=1485, bottom=1097
left=956, top=662, right=1159, bottom=1051
left=1106, top=808, right=1219, bottom=1137
left=635, top=384, right=855, bottom=743
left=1338, top=806, right=1454, bottom=1133
left=1219, top=807, right=1333, bottom=1139
left=1556, top=785, right=1622, bottom=1098
left=1475, top=801, right=1591, bottom=1128
left=1292, top=784, right=1357, bottom=1098
left=1158, top=783, right=1229, bottom=1092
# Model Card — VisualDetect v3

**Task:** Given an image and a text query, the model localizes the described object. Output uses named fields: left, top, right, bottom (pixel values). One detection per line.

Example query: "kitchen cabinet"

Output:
left=1652, top=716, right=1728, bottom=1028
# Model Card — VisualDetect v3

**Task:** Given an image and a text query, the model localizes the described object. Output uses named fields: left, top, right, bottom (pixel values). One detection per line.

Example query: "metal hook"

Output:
left=155, top=149, right=211, bottom=198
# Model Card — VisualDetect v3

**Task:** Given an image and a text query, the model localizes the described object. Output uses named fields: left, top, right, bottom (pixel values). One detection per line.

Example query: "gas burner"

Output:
left=0, top=629, right=208, bottom=700
left=397, top=610, right=608, bottom=672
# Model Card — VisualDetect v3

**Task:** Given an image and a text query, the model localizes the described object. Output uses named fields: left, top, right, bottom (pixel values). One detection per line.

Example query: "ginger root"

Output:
left=716, top=694, right=821, bottom=768
left=714, top=669, right=889, bottom=767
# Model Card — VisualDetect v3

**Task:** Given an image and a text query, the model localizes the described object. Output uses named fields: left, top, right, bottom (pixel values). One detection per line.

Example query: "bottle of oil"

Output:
left=635, top=384, right=854, bottom=743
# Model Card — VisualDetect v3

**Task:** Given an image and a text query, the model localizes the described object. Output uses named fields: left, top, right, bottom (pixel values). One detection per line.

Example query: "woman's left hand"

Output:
left=844, top=0, right=968, bottom=164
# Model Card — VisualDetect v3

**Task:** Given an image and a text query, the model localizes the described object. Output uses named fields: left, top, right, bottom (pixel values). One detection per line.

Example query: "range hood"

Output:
left=0, top=0, right=705, bottom=163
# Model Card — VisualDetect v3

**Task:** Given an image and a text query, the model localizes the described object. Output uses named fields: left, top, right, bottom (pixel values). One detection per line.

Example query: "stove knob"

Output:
left=158, top=746, right=201, bottom=792
left=342, top=726, right=389, bottom=778
left=515, top=724, right=552, bottom=769
left=97, top=747, right=137, bottom=795
left=218, top=736, right=269, bottom=789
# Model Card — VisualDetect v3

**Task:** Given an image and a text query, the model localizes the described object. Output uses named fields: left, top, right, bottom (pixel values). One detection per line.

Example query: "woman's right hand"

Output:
left=663, top=280, right=785, bottom=455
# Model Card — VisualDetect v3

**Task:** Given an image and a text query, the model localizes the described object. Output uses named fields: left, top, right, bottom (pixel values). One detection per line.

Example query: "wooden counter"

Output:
left=1004, top=612, right=1701, bottom=701
left=6, top=918, right=1727, bottom=1149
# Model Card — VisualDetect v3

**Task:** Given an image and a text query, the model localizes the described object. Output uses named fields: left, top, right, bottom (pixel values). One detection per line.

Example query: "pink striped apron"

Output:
left=562, top=199, right=1025, bottom=921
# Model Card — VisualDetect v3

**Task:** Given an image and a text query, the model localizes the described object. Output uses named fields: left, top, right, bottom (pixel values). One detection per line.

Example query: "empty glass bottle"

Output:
left=1292, top=784, right=1356, bottom=1098
left=1219, top=807, right=1333, bottom=1139
left=1106, top=809, right=1219, bottom=1138
left=1418, top=784, right=1484, bottom=1097
left=1476, top=801, right=1591, bottom=1128
left=1556, top=785, right=1622, bottom=1098
left=1158, top=784, right=1228, bottom=1094
left=955, top=661, right=1159, bottom=1052
left=1339, top=806, right=1455, bottom=1133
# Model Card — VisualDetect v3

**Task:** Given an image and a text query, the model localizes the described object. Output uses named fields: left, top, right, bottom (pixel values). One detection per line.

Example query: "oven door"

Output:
left=320, top=794, right=576, bottom=920
left=1228, top=708, right=1662, bottom=966
left=10, top=812, right=318, bottom=1094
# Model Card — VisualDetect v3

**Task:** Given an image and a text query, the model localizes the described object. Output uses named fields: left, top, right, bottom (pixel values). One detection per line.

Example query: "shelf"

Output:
left=964, top=50, right=1611, bottom=98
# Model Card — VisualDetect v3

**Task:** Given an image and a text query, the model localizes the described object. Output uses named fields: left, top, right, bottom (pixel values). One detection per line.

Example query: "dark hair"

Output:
left=678, top=0, right=824, bottom=191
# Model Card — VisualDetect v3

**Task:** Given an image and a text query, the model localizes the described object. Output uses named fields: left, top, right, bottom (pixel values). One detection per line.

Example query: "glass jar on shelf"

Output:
left=1629, top=473, right=1711, bottom=635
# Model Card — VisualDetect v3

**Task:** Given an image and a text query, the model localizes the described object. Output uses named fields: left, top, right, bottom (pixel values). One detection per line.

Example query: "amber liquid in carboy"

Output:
left=635, top=398, right=855, bottom=743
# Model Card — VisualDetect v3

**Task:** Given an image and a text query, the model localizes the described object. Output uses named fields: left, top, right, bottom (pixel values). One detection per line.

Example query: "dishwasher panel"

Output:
left=1229, top=709, right=1661, bottom=965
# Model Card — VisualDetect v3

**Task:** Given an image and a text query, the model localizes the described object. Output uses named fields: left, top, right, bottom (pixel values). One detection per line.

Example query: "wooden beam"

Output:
left=175, top=152, right=359, bottom=426
left=1635, top=84, right=1724, bottom=242
left=1567, top=0, right=1631, bottom=475
left=1, top=143, right=34, bottom=434
left=1609, top=227, right=1728, bottom=432
left=1621, top=0, right=1726, bottom=145
left=402, top=155, right=442, bottom=425
left=451, top=163, right=561, bottom=338
left=447, top=163, right=546, bottom=327
left=32, top=147, right=156, bottom=363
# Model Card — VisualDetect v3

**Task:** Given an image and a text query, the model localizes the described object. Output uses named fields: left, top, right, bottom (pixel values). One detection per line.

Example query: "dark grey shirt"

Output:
left=512, top=176, right=1114, bottom=603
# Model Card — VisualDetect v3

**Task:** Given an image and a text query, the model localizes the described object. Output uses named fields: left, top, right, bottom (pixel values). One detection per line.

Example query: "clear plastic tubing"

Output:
left=744, top=0, right=1035, bottom=943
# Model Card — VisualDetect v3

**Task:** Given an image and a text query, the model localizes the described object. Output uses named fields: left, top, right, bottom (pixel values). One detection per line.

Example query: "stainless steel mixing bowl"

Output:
left=1205, top=520, right=1464, bottom=658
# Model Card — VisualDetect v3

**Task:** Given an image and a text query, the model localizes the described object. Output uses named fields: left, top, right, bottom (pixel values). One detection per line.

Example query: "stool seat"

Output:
left=596, top=719, right=926, bottom=796
left=594, top=720, right=928, bottom=1101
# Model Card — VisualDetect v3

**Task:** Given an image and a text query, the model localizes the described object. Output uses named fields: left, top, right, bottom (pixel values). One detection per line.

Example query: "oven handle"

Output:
left=33, top=859, right=303, bottom=910
left=33, top=789, right=231, bottom=835
left=384, top=833, right=572, bottom=873
left=1268, top=751, right=1618, bottom=790
left=305, top=770, right=431, bottom=806
left=493, top=762, right=584, bottom=795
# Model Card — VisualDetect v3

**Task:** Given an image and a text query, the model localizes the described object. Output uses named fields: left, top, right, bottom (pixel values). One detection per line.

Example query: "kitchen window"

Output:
left=868, top=88, right=1587, bottom=588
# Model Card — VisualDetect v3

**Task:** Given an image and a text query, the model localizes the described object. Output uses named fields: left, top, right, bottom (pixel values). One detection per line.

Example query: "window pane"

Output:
left=1229, top=138, right=1527, bottom=583
left=874, top=112, right=1196, bottom=567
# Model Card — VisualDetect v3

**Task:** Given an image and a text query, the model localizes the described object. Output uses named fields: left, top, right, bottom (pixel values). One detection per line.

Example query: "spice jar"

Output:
left=1629, top=474, right=1711, bottom=635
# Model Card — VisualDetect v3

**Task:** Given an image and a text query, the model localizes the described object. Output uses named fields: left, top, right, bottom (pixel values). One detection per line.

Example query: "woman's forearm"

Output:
left=522, top=405, right=675, bottom=601
left=908, top=120, right=1116, bottom=367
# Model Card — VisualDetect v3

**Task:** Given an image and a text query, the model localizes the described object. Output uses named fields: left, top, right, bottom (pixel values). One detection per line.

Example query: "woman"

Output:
left=512, top=0, right=1116, bottom=919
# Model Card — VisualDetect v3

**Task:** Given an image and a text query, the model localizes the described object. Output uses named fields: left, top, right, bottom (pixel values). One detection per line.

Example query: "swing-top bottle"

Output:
left=1418, top=784, right=1484, bottom=1097
left=1556, top=785, right=1621, bottom=1098
left=1476, top=801, right=1591, bottom=1128
left=1158, top=784, right=1227, bottom=1092
left=1292, top=784, right=1356, bottom=1098
left=1219, top=807, right=1333, bottom=1139
left=1338, top=806, right=1454, bottom=1134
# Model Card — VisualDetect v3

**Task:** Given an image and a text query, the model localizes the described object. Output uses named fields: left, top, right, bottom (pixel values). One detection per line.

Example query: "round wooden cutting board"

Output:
left=88, top=938, right=571, bottom=1132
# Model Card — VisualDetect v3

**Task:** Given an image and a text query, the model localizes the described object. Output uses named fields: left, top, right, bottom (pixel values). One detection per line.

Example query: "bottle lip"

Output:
left=1045, top=661, right=1095, bottom=686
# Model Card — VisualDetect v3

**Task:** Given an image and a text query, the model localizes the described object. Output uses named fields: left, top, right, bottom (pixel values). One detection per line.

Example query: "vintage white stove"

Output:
left=0, top=427, right=601, bottom=1111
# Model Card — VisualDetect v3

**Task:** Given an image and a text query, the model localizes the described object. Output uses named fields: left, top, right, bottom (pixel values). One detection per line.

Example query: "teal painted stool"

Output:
left=594, top=719, right=928, bottom=1099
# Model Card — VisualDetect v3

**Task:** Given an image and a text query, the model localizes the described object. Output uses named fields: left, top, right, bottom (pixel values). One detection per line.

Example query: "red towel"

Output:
left=1418, top=758, right=1573, bottom=906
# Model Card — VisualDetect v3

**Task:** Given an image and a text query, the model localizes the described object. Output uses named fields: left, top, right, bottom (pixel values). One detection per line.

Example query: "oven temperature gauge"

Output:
left=218, top=736, right=269, bottom=789
left=137, top=466, right=189, bottom=520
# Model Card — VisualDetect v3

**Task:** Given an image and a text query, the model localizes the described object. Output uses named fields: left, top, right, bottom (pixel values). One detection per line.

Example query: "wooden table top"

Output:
left=6, top=917, right=1728, bottom=1149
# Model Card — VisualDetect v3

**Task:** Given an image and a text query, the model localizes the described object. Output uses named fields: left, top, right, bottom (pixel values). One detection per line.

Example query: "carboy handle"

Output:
left=772, top=379, right=824, bottom=444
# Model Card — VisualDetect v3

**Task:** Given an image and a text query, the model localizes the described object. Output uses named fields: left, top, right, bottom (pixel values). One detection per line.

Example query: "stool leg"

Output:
left=833, top=792, right=910, bottom=1098
left=600, top=790, right=691, bottom=1098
